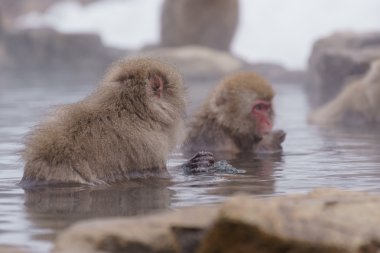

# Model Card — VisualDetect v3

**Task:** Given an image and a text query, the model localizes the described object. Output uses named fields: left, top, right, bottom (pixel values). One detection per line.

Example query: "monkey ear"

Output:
left=149, top=73, right=164, bottom=98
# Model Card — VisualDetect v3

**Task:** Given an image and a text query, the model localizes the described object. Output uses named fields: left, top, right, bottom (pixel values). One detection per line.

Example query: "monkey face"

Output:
left=251, top=99, right=273, bottom=134
left=210, top=72, right=275, bottom=137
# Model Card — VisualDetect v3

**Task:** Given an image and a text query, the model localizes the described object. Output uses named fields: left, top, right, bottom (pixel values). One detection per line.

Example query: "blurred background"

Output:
left=0, top=0, right=379, bottom=110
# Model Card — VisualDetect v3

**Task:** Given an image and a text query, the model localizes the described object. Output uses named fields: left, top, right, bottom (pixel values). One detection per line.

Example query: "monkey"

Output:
left=309, top=59, right=380, bottom=126
left=160, top=0, right=239, bottom=51
left=20, top=57, right=214, bottom=187
left=184, top=72, right=286, bottom=155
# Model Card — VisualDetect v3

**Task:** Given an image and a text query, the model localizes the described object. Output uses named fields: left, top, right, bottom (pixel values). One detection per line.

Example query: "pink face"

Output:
left=251, top=99, right=273, bottom=134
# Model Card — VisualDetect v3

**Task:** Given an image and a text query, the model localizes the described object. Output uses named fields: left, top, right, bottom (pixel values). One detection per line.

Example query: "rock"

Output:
left=0, top=246, right=33, bottom=253
left=136, top=46, right=244, bottom=83
left=307, top=31, right=380, bottom=108
left=245, top=62, right=307, bottom=84
left=54, top=189, right=380, bottom=253
left=160, top=0, right=239, bottom=51
left=53, top=206, right=218, bottom=253
left=137, top=46, right=306, bottom=85
left=0, top=0, right=101, bottom=28
left=309, top=59, right=380, bottom=126
left=0, top=27, right=126, bottom=86
left=199, top=188, right=380, bottom=253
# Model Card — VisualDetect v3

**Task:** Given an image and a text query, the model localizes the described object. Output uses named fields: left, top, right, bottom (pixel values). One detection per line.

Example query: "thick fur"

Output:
left=184, top=72, right=278, bottom=154
left=21, top=58, right=186, bottom=187
left=309, top=59, right=380, bottom=126
left=160, top=0, right=239, bottom=51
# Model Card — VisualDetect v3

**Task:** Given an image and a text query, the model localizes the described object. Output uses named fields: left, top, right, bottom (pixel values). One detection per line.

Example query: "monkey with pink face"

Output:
left=184, top=72, right=286, bottom=155
left=20, top=57, right=216, bottom=187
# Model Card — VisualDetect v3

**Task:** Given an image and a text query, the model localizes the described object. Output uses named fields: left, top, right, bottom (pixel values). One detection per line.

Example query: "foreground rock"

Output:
left=54, top=206, right=218, bottom=253
left=54, top=188, right=380, bottom=253
left=310, top=59, right=380, bottom=126
left=160, top=0, right=239, bottom=51
left=137, top=46, right=306, bottom=84
left=307, top=32, right=380, bottom=108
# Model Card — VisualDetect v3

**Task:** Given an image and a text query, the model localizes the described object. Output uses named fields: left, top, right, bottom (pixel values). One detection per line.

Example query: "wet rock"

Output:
left=160, top=0, right=239, bottom=51
left=0, top=27, right=126, bottom=86
left=309, top=59, right=380, bottom=126
left=54, top=189, right=380, bottom=253
left=53, top=206, right=218, bottom=253
left=307, top=31, right=380, bottom=108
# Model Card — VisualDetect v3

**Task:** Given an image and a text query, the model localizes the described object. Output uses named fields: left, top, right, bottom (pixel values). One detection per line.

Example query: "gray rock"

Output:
left=246, top=62, right=307, bottom=84
left=307, top=31, right=380, bottom=108
left=137, top=46, right=306, bottom=85
left=0, top=27, right=127, bottom=86
left=0, top=0, right=101, bottom=28
left=54, top=188, right=380, bottom=253
left=0, top=246, right=33, bottom=253
left=136, top=46, right=244, bottom=83
left=160, top=0, right=239, bottom=51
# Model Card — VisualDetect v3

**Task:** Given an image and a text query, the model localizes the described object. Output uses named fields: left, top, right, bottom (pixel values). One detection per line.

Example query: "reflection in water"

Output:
left=23, top=180, right=172, bottom=242
left=1, top=83, right=380, bottom=251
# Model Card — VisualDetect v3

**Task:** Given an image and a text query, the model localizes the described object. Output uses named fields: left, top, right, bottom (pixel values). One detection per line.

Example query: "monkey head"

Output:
left=101, top=57, right=186, bottom=125
left=209, top=72, right=274, bottom=138
left=100, top=57, right=186, bottom=152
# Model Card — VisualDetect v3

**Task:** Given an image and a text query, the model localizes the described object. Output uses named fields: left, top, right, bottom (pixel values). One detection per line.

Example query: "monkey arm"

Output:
left=180, top=151, right=243, bottom=175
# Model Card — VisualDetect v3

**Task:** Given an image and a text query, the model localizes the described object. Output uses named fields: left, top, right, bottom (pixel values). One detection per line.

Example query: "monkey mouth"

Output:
left=259, top=118, right=273, bottom=134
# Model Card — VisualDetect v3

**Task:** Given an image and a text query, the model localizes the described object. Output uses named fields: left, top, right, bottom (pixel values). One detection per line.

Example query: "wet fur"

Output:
left=21, top=58, right=186, bottom=187
left=184, top=72, right=277, bottom=154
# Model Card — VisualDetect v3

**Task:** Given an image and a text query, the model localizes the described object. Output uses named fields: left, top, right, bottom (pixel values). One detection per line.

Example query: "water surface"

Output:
left=1, top=82, right=380, bottom=252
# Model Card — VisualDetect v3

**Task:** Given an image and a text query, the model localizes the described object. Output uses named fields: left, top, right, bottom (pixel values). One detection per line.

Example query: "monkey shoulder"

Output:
left=184, top=114, right=236, bottom=153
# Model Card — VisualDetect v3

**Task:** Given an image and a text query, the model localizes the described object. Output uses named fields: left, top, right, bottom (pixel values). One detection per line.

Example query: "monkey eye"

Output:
left=255, top=104, right=267, bottom=111
left=255, top=104, right=263, bottom=110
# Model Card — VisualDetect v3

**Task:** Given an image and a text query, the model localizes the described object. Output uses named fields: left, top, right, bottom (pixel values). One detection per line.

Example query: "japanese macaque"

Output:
left=309, top=59, right=380, bottom=126
left=160, top=0, right=239, bottom=51
left=20, top=57, right=210, bottom=187
left=184, top=72, right=286, bottom=154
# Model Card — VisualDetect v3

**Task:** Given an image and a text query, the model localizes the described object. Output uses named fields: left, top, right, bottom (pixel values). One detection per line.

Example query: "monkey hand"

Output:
left=182, top=151, right=215, bottom=174
left=181, top=151, right=215, bottom=174
left=181, top=152, right=244, bottom=175
left=255, top=129, right=286, bottom=154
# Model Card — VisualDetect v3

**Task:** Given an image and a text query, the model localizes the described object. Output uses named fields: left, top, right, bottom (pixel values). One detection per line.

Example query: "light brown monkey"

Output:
left=20, top=57, right=189, bottom=187
left=309, top=59, right=380, bottom=125
left=160, top=0, right=239, bottom=51
left=184, top=72, right=286, bottom=154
